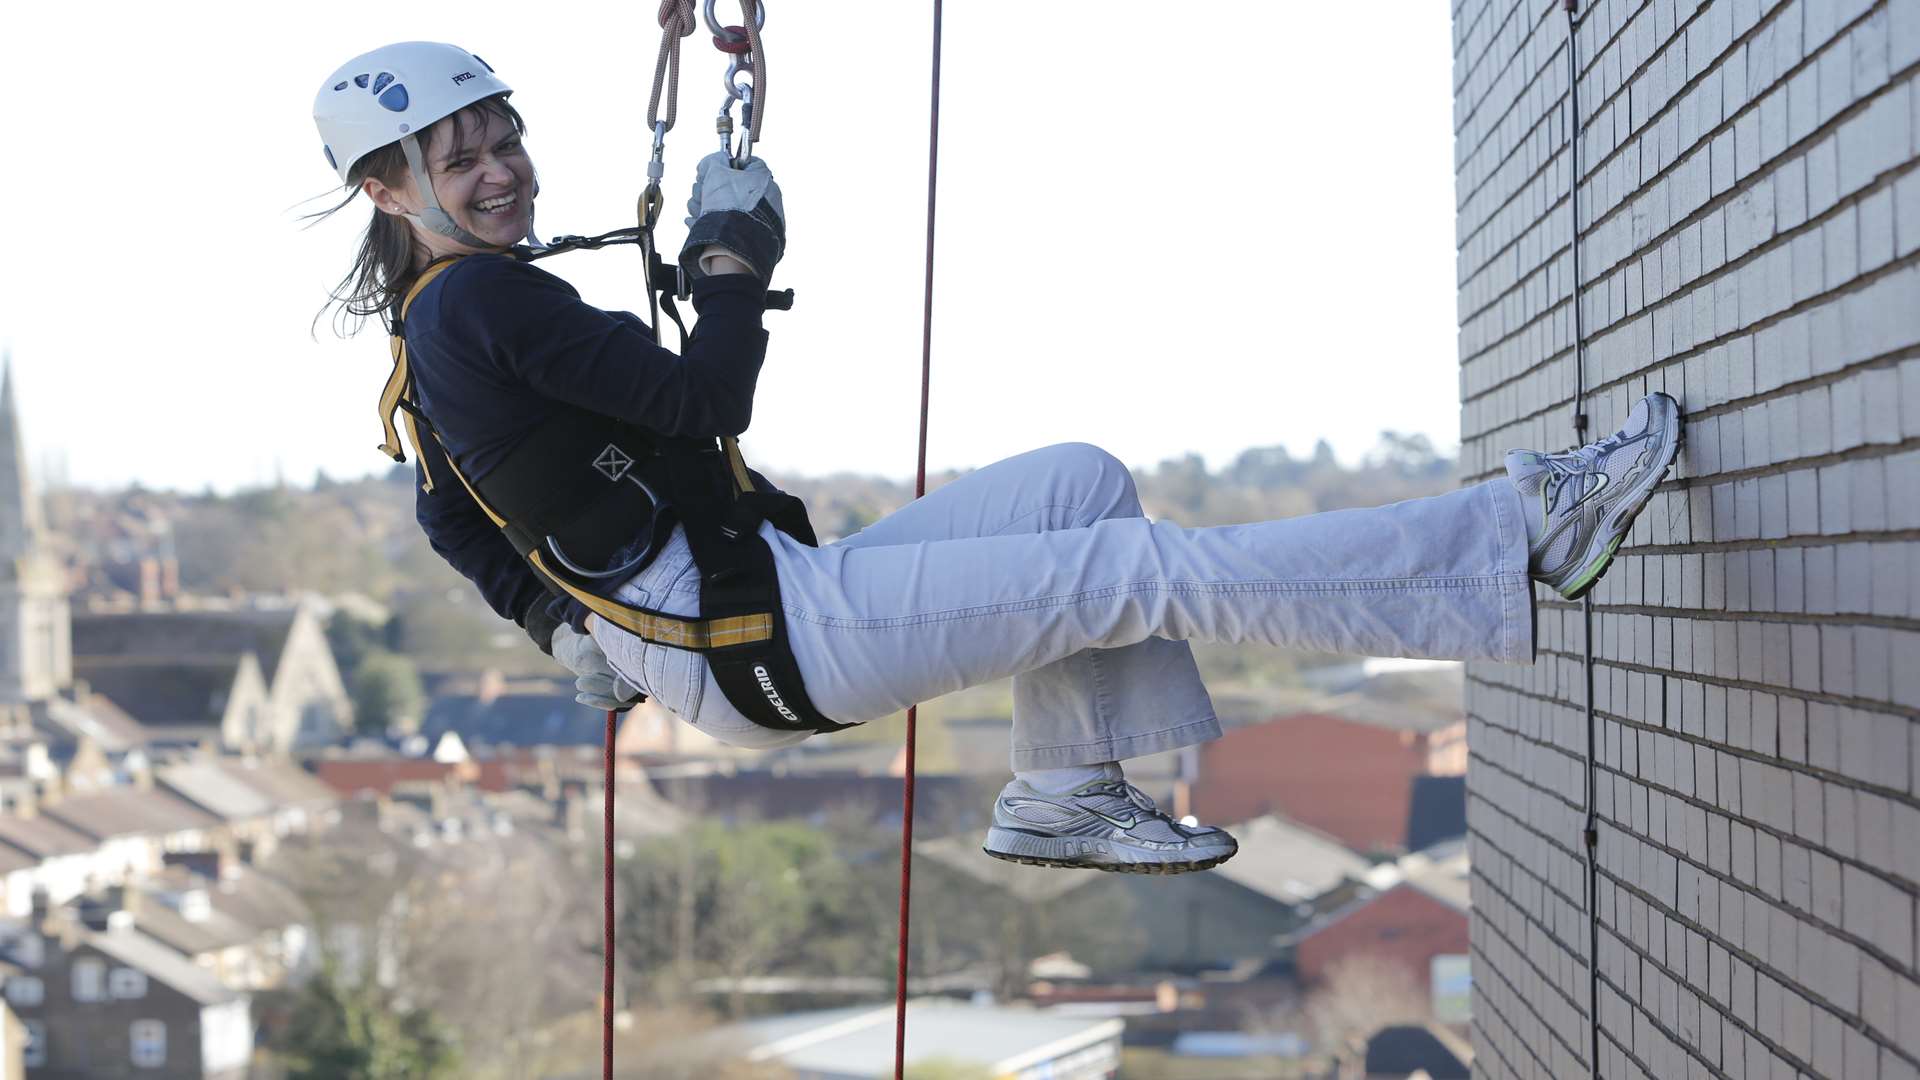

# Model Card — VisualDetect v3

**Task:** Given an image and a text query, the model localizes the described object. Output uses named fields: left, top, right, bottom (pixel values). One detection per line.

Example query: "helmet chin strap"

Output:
left=399, top=134, right=516, bottom=250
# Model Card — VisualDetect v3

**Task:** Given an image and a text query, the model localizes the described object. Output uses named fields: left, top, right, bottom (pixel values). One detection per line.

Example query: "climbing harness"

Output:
left=377, top=260, right=846, bottom=736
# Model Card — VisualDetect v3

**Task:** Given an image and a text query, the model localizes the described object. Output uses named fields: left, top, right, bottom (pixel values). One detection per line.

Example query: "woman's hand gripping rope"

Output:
left=552, top=623, right=644, bottom=712
left=680, top=151, right=786, bottom=282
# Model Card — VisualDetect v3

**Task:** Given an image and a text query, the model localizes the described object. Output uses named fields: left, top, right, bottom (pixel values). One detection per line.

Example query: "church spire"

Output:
left=0, top=354, right=46, bottom=556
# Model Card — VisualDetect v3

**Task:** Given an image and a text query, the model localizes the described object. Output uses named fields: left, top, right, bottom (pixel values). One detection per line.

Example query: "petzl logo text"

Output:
left=451, top=71, right=476, bottom=85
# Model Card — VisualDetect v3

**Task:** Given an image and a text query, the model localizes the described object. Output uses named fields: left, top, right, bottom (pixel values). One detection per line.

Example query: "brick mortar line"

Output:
left=1587, top=733, right=1920, bottom=902
left=1455, top=181, right=1572, bottom=327
left=1450, top=0, right=1532, bottom=118
left=1467, top=669, right=1920, bottom=806
left=1569, top=0, right=1825, bottom=193
left=1467, top=946, right=1563, bottom=1080
left=1460, top=340, right=1920, bottom=484
left=1522, top=644, right=1920, bottom=741
left=1457, top=157, right=1920, bottom=407
left=1468, top=708, right=1594, bottom=777
left=1474, top=403, right=1920, bottom=487
left=1448, top=0, right=1498, bottom=86
left=1452, top=0, right=1563, bottom=174
left=1595, top=862, right=1920, bottom=1073
left=1593, top=1000, right=1696, bottom=1080
left=1542, top=595, right=1920, bottom=633
left=1565, top=151, right=1920, bottom=375
left=1458, top=297, right=1920, bottom=473
left=1469, top=714, right=1602, bottom=817
left=1455, top=0, right=1809, bottom=336
left=1458, top=101, right=1920, bottom=401
left=1466, top=863, right=1595, bottom=1070
left=1455, top=113, right=1571, bottom=283
left=1451, top=0, right=1743, bottom=297
left=1470, top=866, right=1593, bottom=1022
left=1574, top=764, right=1920, bottom=976
left=1467, top=777, right=1592, bottom=906
left=1469, top=726, right=1593, bottom=822
left=1465, top=797, right=1590, bottom=918
left=1590, top=963, right=1736, bottom=1080
left=1453, top=20, right=1582, bottom=257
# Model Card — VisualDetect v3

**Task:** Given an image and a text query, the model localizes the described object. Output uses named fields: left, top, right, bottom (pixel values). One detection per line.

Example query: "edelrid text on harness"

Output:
left=377, top=254, right=848, bottom=735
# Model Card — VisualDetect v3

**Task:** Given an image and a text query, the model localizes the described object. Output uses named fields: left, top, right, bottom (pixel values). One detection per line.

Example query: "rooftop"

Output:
left=86, top=927, right=240, bottom=1006
left=41, top=787, right=222, bottom=841
left=74, top=656, right=254, bottom=734
left=724, top=1000, right=1123, bottom=1078
left=71, top=607, right=305, bottom=675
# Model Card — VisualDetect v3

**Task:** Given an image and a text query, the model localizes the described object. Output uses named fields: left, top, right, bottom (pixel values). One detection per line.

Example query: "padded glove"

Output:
left=680, top=152, right=786, bottom=282
left=551, top=624, right=644, bottom=713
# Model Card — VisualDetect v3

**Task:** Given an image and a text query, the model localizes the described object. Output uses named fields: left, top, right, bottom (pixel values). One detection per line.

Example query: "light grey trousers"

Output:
left=591, top=442, right=1535, bottom=770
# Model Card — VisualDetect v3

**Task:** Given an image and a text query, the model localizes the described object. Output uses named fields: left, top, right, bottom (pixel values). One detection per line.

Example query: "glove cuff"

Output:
left=680, top=202, right=784, bottom=282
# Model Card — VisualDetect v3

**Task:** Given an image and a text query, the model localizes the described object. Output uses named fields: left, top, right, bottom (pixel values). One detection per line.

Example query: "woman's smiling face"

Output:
left=420, top=105, right=535, bottom=250
left=364, top=101, right=535, bottom=257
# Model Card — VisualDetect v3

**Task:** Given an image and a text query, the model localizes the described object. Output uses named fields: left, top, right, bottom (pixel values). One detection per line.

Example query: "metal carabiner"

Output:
left=543, top=475, right=669, bottom=581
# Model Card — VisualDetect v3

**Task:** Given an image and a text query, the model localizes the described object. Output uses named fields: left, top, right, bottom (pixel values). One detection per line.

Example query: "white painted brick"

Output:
left=1825, top=202, right=1861, bottom=289
left=1896, top=169, right=1920, bottom=259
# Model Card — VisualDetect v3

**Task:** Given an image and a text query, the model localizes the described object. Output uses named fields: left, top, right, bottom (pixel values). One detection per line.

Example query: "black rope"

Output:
left=1564, top=3, right=1603, bottom=1078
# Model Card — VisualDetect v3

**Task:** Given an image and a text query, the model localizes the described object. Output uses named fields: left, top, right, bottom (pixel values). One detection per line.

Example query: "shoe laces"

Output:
left=1081, top=780, right=1165, bottom=816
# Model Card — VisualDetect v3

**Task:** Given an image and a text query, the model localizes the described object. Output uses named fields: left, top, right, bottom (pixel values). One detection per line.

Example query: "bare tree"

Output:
left=1301, top=954, right=1431, bottom=1058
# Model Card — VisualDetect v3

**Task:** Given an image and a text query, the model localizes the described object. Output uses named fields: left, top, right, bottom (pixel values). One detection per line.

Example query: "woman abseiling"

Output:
left=314, top=43, right=1683, bottom=875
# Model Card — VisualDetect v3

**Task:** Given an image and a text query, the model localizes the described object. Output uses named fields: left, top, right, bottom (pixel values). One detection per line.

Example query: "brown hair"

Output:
left=309, top=94, right=527, bottom=337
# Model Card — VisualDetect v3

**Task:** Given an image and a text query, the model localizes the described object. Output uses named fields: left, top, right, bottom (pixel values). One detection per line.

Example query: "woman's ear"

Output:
left=361, top=175, right=410, bottom=217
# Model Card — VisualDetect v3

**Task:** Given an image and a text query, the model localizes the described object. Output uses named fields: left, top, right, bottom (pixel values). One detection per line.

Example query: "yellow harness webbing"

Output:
left=378, top=257, right=775, bottom=650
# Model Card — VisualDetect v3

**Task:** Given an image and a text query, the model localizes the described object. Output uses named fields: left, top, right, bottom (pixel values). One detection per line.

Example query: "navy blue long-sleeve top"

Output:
left=401, top=254, right=770, bottom=648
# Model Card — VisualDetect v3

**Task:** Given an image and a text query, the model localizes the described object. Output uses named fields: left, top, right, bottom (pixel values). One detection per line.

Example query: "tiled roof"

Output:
left=727, top=1001, right=1122, bottom=1077
left=209, top=758, right=336, bottom=809
left=121, top=896, right=259, bottom=957
left=1210, top=814, right=1373, bottom=905
left=72, top=608, right=301, bottom=673
left=312, top=758, right=511, bottom=796
left=422, top=691, right=607, bottom=750
left=38, top=696, right=152, bottom=753
left=0, top=844, right=37, bottom=875
left=85, top=928, right=238, bottom=1006
left=205, top=867, right=310, bottom=932
left=0, top=813, right=96, bottom=858
left=41, top=787, right=222, bottom=841
left=158, top=761, right=277, bottom=821
left=75, top=656, right=249, bottom=733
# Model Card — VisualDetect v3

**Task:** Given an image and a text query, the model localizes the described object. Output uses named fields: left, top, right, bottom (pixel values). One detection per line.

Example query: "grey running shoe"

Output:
left=984, top=778, right=1238, bottom=874
left=1507, top=391, right=1683, bottom=601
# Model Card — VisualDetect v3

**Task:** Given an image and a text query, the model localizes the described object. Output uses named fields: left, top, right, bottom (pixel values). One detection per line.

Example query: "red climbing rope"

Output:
left=604, top=707, right=617, bottom=1080
left=894, top=2, right=943, bottom=1076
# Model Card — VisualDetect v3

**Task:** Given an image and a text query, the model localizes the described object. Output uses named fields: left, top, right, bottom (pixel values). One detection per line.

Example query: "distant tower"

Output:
left=0, top=356, right=71, bottom=702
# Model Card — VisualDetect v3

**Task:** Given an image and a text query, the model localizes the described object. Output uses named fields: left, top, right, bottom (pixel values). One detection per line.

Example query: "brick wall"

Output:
left=1194, top=715, right=1443, bottom=854
left=1452, top=1, right=1919, bottom=1078
left=1295, top=884, right=1474, bottom=990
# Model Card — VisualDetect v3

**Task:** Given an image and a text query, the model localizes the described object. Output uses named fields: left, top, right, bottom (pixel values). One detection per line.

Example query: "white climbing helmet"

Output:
left=314, top=42, right=517, bottom=247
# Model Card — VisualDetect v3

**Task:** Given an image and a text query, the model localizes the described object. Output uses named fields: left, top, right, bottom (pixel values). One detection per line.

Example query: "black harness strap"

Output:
left=381, top=254, right=847, bottom=735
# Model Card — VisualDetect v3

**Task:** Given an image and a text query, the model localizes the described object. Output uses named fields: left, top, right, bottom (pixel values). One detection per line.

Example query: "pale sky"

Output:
left=0, top=3, right=1461, bottom=493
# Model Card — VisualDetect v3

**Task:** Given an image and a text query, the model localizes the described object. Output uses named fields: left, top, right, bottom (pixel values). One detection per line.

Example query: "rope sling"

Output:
left=598, top=4, right=940, bottom=1077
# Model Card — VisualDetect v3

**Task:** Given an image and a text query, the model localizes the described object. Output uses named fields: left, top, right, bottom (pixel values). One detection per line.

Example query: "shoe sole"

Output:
left=1554, top=393, right=1684, bottom=602
left=982, top=826, right=1238, bottom=875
